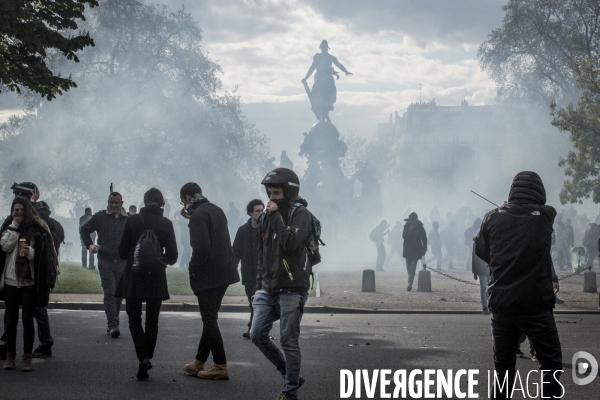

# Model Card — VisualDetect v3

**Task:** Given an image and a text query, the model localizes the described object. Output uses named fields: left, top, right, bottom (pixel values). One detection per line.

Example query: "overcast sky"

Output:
left=0, top=0, right=507, bottom=162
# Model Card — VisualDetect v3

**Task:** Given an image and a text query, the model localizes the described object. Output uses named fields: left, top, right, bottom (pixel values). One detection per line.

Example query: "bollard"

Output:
left=362, top=269, right=376, bottom=292
left=583, top=271, right=597, bottom=293
left=417, top=264, right=431, bottom=292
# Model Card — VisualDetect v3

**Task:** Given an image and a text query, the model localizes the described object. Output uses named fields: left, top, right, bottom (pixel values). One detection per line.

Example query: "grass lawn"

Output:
left=53, top=263, right=317, bottom=297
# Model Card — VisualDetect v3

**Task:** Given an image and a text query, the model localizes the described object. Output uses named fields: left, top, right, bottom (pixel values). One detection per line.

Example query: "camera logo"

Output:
left=572, top=351, right=598, bottom=386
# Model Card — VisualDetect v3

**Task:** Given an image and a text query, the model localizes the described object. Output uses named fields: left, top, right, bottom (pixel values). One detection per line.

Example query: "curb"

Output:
left=7, top=302, right=599, bottom=315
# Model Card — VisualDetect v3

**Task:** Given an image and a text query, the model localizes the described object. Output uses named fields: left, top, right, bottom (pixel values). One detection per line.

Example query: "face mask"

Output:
left=273, top=198, right=291, bottom=209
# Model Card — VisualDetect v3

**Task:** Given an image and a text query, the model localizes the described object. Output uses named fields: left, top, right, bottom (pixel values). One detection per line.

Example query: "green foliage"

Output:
left=0, top=0, right=98, bottom=100
left=479, top=0, right=600, bottom=106
left=551, top=59, right=600, bottom=204
left=0, top=0, right=269, bottom=207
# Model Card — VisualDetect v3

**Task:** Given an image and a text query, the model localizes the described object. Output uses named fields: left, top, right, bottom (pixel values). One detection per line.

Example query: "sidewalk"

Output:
left=46, top=264, right=600, bottom=313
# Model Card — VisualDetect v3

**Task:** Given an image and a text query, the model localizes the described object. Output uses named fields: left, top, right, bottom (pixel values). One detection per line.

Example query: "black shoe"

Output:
left=32, top=344, right=52, bottom=358
left=109, top=328, right=120, bottom=338
left=242, top=331, right=250, bottom=339
left=137, top=357, right=152, bottom=380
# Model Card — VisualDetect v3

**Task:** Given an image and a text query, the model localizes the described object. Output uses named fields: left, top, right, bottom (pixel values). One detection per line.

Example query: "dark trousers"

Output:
left=405, top=257, right=419, bottom=287
left=4, top=285, right=36, bottom=354
left=196, top=285, right=228, bottom=364
left=491, top=310, right=562, bottom=399
left=375, top=244, right=386, bottom=271
left=126, top=298, right=162, bottom=362
left=244, top=284, right=254, bottom=330
left=35, top=307, right=54, bottom=347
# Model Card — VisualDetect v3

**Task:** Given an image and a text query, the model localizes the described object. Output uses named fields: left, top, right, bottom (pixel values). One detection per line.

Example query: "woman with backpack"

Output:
left=116, top=188, right=178, bottom=380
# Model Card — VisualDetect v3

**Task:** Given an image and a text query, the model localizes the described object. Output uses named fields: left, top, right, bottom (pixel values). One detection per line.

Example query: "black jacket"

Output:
left=257, top=203, right=312, bottom=293
left=116, top=207, right=178, bottom=300
left=232, top=219, right=260, bottom=287
left=187, top=199, right=239, bottom=293
left=0, top=221, right=57, bottom=307
left=402, top=219, right=427, bottom=259
left=80, top=209, right=128, bottom=262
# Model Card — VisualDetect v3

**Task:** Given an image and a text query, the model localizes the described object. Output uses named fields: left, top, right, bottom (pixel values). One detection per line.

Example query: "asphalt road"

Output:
left=1, top=310, right=599, bottom=400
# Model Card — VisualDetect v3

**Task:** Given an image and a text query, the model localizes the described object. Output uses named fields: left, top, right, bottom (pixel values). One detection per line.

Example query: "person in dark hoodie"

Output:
left=402, top=212, right=427, bottom=292
left=475, top=171, right=562, bottom=399
left=116, top=188, right=178, bottom=380
left=180, top=183, right=240, bottom=380
left=251, top=168, right=312, bottom=400
left=232, top=199, right=265, bottom=338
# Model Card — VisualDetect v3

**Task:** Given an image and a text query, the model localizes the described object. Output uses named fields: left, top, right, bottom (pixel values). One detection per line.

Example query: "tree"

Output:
left=0, top=0, right=269, bottom=210
left=479, top=0, right=600, bottom=106
left=551, top=58, right=600, bottom=204
left=0, top=0, right=98, bottom=100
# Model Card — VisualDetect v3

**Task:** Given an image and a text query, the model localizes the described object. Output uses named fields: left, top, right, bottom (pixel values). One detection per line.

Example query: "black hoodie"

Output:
left=475, top=171, right=556, bottom=314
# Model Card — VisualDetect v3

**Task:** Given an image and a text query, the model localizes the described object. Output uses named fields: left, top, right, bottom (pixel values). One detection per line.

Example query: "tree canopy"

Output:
left=551, top=58, right=600, bottom=204
left=0, top=0, right=98, bottom=100
left=479, top=0, right=600, bottom=106
left=0, top=0, right=269, bottom=209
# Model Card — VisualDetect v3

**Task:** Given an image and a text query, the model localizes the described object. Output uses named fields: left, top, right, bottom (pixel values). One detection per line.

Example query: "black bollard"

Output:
left=417, top=263, right=431, bottom=292
left=583, top=271, right=597, bottom=293
left=362, top=269, right=376, bottom=292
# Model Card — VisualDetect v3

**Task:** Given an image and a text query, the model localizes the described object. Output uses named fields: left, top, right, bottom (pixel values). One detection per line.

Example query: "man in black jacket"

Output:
left=402, top=212, right=427, bottom=291
left=475, top=171, right=562, bottom=399
left=250, top=168, right=312, bottom=400
left=232, top=199, right=264, bottom=338
left=180, top=182, right=240, bottom=380
left=80, top=192, right=128, bottom=338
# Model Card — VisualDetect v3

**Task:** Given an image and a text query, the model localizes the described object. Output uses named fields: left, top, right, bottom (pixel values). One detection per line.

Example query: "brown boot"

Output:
left=4, top=352, right=16, bottom=370
left=197, top=363, right=229, bottom=380
left=183, top=359, right=205, bottom=375
left=21, top=354, right=32, bottom=372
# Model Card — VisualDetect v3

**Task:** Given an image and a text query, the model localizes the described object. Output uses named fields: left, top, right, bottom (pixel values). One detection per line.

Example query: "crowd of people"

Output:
left=0, top=169, right=573, bottom=399
left=0, top=168, right=314, bottom=400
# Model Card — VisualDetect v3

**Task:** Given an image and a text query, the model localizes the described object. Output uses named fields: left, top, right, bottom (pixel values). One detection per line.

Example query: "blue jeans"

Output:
left=250, top=290, right=308, bottom=400
left=478, top=274, right=489, bottom=312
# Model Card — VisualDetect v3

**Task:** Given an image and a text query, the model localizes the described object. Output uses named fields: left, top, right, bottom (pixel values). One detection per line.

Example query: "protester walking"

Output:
left=250, top=168, right=314, bottom=400
left=116, top=188, right=178, bottom=380
left=80, top=192, right=128, bottom=337
left=426, top=221, right=443, bottom=270
left=370, top=220, right=389, bottom=272
left=79, top=207, right=95, bottom=269
left=180, top=183, right=240, bottom=380
left=475, top=171, right=562, bottom=398
left=402, top=212, right=427, bottom=292
left=232, top=199, right=264, bottom=338
left=0, top=197, right=58, bottom=372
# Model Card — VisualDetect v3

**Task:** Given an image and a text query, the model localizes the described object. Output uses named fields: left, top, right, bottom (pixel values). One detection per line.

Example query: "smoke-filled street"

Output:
left=0, top=309, right=596, bottom=400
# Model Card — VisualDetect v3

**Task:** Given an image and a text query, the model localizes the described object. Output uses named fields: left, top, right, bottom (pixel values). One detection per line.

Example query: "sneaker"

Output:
left=183, top=359, right=205, bottom=375
left=242, top=331, right=250, bottom=339
left=531, top=354, right=538, bottom=362
left=32, top=344, right=52, bottom=358
left=197, top=363, right=229, bottom=380
left=109, top=328, right=120, bottom=338
left=21, top=353, right=32, bottom=372
left=3, top=352, right=16, bottom=370
left=137, top=357, right=152, bottom=380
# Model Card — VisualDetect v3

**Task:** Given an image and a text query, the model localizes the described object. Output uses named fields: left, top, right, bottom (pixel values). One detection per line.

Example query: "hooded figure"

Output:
left=474, top=171, right=562, bottom=398
left=402, top=212, right=427, bottom=291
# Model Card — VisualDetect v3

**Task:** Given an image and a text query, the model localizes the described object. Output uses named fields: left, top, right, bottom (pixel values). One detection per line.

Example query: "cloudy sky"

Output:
left=0, top=0, right=507, bottom=161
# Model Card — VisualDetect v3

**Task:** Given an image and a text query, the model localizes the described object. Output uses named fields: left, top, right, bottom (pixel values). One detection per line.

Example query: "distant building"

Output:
left=370, top=99, right=501, bottom=187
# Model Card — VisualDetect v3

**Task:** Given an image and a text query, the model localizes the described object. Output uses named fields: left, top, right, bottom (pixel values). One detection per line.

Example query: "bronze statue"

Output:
left=302, top=40, right=352, bottom=122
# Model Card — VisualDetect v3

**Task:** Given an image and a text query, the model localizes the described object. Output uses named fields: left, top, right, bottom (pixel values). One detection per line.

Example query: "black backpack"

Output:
left=288, top=202, right=324, bottom=267
left=132, top=218, right=165, bottom=275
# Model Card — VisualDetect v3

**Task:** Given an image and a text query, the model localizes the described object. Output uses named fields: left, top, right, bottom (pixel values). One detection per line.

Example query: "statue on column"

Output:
left=301, top=40, right=352, bottom=122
